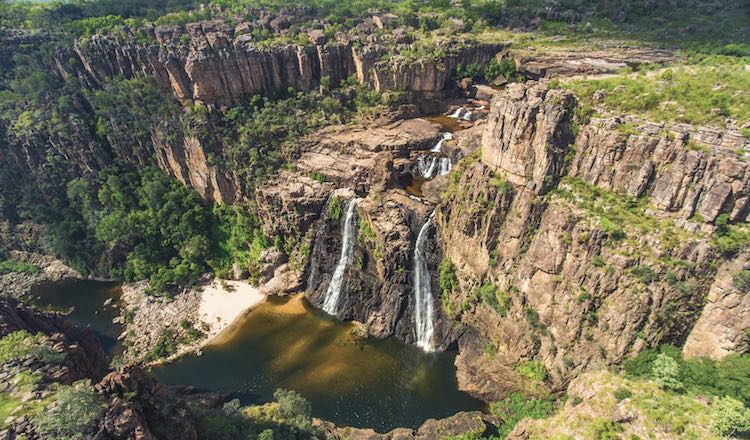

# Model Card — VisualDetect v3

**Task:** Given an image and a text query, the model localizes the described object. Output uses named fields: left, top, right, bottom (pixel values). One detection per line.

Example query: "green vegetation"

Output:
left=624, top=345, right=750, bottom=406
left=327, top=196, right=344, bottom=221
left=439, top=259, right=459, bottom=293
left=146, top=329, right=178, bottom=361
left=34, top=382, right=105, bottom=440
left=733, top=270, right=750, bottom=293
left=711, top=396, right=750, bottom=437
left=192, top=388, right=324, bottom=439
left=516, top=360, right=548, bottom=383
left=471, top=283, right=511, bottom=317
left=0, top=330, right=65, bottom=365
left=0, top=259, right=40, bottom=275
left=219, top=81, right=386, bottom=191
left=490, top=393, right=555, bottom=438
left=566, top=57, right=750, bottom=128
left=713, top=214, right=750, bottom=258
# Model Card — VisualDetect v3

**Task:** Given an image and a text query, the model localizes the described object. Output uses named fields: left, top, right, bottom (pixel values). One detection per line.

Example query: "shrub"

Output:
left=473, top=283, right=511, bottom=317
left=630, top=264, right=659, bottom=285
left=516, top=360, right=548, bottom=383
left=0, top=259, right=40, bottom=275
left=147, top=329, right=177, bottom=361
left=614, top=387, right=633, bottom=401
left=327, top=196, right=343, bottom=221
left=711, top=396, right=750, bottom=437
left=491, top=393, right=554, bottom=438
left=34, top=383, right=105, bottom=440
left=733, top=270, right=750, bottom=293
left=587, top=418, right=624, bottom=440
left=485, top=57, right=516, bottom=82
left=273, top=388, right=312, bottom=430
left=652, top=353, right=683, bottom=392
left=0, top=330, right=64, bottom=364
left=439, top=259, right=459, bottom=293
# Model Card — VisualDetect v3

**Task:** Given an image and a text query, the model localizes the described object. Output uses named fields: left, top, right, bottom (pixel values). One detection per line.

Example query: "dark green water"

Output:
left=30, top=279, right=124, bottom=355
left=153, top=295, right=484, bottom=431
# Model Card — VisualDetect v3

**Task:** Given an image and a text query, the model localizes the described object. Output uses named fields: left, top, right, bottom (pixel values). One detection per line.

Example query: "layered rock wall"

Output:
left=435, top=81, right=748, bottom=397
left=59, top=21, right=504, bottom=106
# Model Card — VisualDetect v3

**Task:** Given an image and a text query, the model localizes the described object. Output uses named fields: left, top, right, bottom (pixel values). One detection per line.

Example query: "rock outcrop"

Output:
left=0, top=296, right=107, bottom=380
left=60, top=22, right=504, bottom=106
left=435, top=81, right=746, bottom=399
left=683, top=254, right=750, bottom=359
left=481, top=82, right=576, bottom=194
left=0, top=297, right=199, bottom=440
left=324, top=410, right=499, bottom=440
left=507, top=370, right=720, bottom=440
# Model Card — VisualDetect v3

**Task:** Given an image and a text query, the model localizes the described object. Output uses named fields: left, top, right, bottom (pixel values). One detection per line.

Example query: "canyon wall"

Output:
left=434, top=81, right=749, bottom=398
left=58, top=21, right=504, bottom=106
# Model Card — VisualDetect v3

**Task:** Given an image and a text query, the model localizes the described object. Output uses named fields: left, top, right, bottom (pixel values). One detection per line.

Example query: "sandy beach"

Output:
left=198, top=279, right=266, bottom=344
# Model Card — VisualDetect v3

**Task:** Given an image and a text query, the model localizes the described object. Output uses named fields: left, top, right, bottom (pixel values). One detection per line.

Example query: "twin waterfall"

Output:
left=318, top=135, right=447, bottom=351
left=413, top=213, right=436, bottom=352
left=321, top=198, right=359, bottom=315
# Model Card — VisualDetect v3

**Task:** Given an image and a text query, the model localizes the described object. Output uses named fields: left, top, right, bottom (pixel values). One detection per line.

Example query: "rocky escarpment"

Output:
left=0, top=296, right=107, bottom=381
left=507, top=370, right=720, bottom=439
left=0, top=251, right=79, bottom=299
left=0, top=297, right=199, bottom=440
left=58, top=19, right=504, bottom=106
left=683, top=254, right=750, bottom=359
left=433, top=81, right=749, bottom=399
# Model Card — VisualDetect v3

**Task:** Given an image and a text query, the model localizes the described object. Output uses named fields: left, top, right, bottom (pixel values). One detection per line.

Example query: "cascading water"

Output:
left=448, top=107, right=465, bottom=119
left=413, top=212, right=436, bottom=352
left=321, top=198, right=359, bottom=315
left=419, top=133, right=453, bottom=179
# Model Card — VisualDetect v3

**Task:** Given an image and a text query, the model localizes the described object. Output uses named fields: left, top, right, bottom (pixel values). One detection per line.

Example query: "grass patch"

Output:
left=0, top=259, right=40, bottom=275
left=566, top=57, right=750, bottom=128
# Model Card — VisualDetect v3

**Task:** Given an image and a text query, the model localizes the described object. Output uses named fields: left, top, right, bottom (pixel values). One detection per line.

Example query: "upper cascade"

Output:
left=418, top=133, right=454, bottom=179
left=321, top=197, right=360, bottom=316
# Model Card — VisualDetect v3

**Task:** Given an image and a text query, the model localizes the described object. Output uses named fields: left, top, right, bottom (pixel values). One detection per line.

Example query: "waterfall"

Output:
left=448, top=107, right=465, bottom=119
left=430, top=132, right=454, bottom=152
left=413, top=213, right=436, bottom=351
left=418, top=156, right=438, bottom=179
left=321, top=198, right=359, bottom=315
left=419, top=133, right=453, bottom=179
left=437, top=157, right=452, bottom=175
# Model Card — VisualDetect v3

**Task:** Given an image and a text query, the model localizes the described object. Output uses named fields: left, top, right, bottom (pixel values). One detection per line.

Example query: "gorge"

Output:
left=1, top=0, right=750, bottom=439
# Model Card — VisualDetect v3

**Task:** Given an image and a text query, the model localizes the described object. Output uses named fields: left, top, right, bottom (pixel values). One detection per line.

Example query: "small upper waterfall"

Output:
left=413, top=213, right=436, bottom=352
left=418, top=133, right=453, bottom=179
left=448, top=107, right=465, bottom=119
left=321, top=198, right=359, bottom=315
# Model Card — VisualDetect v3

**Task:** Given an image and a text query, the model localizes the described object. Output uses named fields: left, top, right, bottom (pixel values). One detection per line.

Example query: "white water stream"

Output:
left=413, top=213, right=436, bottom=352
left=321, top=198, right=359, bottom=315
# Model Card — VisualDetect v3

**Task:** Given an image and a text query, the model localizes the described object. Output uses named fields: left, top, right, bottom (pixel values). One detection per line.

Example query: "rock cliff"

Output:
left=434, top=81, right=749, bottom=399
left=60, top=21, right=504, bottom=106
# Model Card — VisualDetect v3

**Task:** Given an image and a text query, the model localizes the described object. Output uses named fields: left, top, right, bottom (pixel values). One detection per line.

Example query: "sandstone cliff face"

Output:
left=571, top=119, right=750, bottom=223
left=481, top=82, right=576, bottom=194
left=683, top=254, right=750, bottom=359
left=60, top=21, right=504, bottom=106
left=435, top=81, right=747, bottom=398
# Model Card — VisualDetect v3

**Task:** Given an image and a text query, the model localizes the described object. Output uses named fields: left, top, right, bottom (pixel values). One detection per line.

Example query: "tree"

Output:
left=711, top=396, right=750, bottom=437
left=34, top=383, right=105, bottom=440
left=652, top=353, right=683, bottom=391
